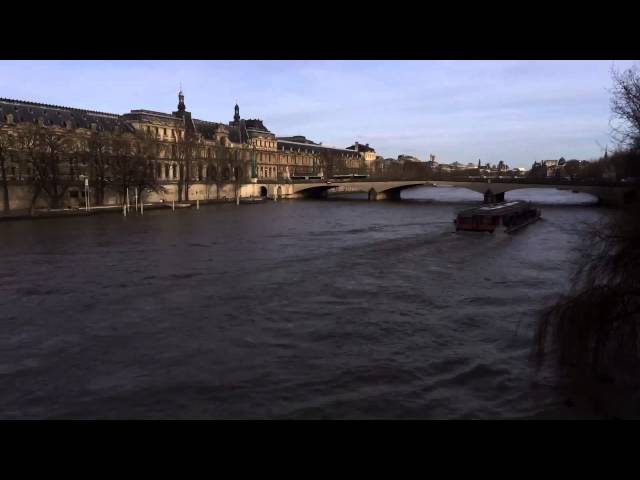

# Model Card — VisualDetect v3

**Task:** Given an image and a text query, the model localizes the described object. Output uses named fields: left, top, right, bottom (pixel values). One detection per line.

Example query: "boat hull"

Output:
left=454, top=201, right=541, bottom=234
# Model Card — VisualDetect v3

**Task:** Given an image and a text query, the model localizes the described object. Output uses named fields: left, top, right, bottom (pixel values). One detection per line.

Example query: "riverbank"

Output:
left=0, top=198, right=252, bottom=222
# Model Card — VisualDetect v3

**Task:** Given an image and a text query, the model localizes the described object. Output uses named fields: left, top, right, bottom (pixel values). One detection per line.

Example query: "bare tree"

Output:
left=230, top=147, right=247, bottom=205
left=107, top=130, right=162, bottom=206
left=172, top=127, right=199, bottom=202
left=213, top=143, right=230, bottom=200
left=611, top=64, right=640, bottom=151
left=86, top=130, right=111, bottom=206
left=0, top=125, right=15, bottom=213
left=319, top=149, right=344, bottom=179
left=131, top=130, right=165, bottom=206
left=533, top=64, right=640, bottom=415
left=16, top=123, right=74, bottom=211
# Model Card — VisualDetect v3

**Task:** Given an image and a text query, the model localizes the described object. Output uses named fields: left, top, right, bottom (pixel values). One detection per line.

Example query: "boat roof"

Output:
left=457, top=201, right=533, bottom=217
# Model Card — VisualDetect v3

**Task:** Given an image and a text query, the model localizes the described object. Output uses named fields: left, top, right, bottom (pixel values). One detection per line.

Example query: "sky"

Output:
left=1, top=60, right=637, bottom=169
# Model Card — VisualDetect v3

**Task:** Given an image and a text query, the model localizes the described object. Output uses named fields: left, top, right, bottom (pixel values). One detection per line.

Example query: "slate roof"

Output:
left=277, top=139, right=359, bottom=156
left=0, top=98, right=134, bottom=133
left=192, top=119, right=226, bottom=140
left=346, top=143, right=375, bottom=152
left=277, top=135, right=319, bottom=145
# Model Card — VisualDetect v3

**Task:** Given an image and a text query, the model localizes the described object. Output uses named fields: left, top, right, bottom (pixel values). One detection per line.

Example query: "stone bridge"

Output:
left=290, top=180, right=427, bottom=200
left=427, top=180, right=639, bottom=206
left=253, top=179, right=639, bottom=206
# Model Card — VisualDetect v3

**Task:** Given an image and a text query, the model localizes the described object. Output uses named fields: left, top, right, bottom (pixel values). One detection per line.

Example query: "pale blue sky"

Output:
left=1, top=60, right=637, bottom=168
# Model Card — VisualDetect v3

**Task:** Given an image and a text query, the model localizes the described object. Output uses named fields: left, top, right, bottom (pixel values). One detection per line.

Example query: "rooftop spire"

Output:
left=177, top=88, right=185, bottom=114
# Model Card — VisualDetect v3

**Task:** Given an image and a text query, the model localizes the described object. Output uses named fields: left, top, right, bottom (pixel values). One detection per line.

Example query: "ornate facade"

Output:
left=0, top=92, right=375, bottom=210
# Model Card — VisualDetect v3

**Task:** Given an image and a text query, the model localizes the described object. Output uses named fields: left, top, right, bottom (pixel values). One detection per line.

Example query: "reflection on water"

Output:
left=0, top=187, right=608, bottom=418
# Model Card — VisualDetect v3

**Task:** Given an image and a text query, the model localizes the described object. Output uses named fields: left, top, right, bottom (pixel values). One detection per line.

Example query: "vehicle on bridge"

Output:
left=332, top=174, right=369, bottom=181
left=454, top=201, right=541, bottom=234
left=291, top=175, right=323, bottom=181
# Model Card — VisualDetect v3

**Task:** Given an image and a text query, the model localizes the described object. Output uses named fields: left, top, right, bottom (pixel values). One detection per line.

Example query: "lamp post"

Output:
left=79, top=175, right=90, bottom=212
left=250, top=145, right=257, bottom=183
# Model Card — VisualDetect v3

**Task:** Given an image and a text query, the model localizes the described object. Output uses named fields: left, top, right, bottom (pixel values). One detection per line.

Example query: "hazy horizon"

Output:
left=1, top=60, right=637, bottom=169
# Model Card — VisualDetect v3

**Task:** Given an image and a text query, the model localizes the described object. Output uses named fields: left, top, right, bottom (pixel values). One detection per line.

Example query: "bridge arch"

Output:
left=293, top=184, right=336, bottom=199
left=367, top=182, right=426, bottom=200
left=368, top=188, right=377, bottom=201
left=504, top=187, right=599, bottom=205
left=428, top=181, right=639, bottom=206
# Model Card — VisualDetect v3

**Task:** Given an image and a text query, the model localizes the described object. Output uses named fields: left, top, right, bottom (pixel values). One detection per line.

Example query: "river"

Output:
left=0, top=186, right=609, bottom=418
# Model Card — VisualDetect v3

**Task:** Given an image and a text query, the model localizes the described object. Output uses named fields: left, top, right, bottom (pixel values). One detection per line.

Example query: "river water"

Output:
left=0, top=186, right=609, bottom=419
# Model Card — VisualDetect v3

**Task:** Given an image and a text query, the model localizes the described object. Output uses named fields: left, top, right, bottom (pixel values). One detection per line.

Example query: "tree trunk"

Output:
left=97, top=179, right=105, bottom=206
left=0, top=159, right=9, bottom=213
left=50, top=191, right=60, bottom=210
left=184, top=161, right=190, bottom=202
left=177, top=181, right=183, bottom=202
left=29, top=185, right=41, bottom=216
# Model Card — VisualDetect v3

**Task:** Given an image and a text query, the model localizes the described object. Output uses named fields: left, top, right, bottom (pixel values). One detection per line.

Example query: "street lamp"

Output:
left=79, top=174, right=90, bottom=212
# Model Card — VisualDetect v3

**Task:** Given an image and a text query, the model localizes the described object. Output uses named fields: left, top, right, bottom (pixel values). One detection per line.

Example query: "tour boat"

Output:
left=454, top=201, right=541, bottom=234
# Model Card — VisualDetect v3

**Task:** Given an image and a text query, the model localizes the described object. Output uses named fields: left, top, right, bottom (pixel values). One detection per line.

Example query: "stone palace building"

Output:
left=0, top=92, right=375, bottom=210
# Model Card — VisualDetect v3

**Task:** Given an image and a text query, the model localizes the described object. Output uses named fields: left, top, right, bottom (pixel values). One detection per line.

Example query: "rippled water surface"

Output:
left=0, top=187, right=608, bottom=418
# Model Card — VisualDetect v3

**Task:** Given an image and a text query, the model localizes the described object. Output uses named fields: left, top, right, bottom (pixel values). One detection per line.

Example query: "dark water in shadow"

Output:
left=0, top=187, right=607, bottom=418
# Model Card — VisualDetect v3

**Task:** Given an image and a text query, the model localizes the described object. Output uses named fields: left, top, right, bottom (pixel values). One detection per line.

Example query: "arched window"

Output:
left=165, top=164, right=170, bottom=179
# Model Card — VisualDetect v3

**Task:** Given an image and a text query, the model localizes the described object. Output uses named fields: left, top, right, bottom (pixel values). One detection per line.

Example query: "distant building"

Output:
left=346, top=142, right=377, bottom=171
left=397, top=154, right=421, bottom=163
left=530, top=158, right=564, bottom=177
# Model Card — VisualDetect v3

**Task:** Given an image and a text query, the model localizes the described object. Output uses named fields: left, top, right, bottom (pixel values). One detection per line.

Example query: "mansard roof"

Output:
left=0, top=98, right=133, bottom=132
left=243, top=119, right=270, bottom=132
left=228, top=120, right=250, bottom=144
left=346, top=142, right=375, bottom=152
left=277, top=139, right=359, bottom=156
left=192, top=119, right=226, bottom=140
left=123, top=109, right=181, bottom=121
left=277, top=135, right=319, bottom=145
